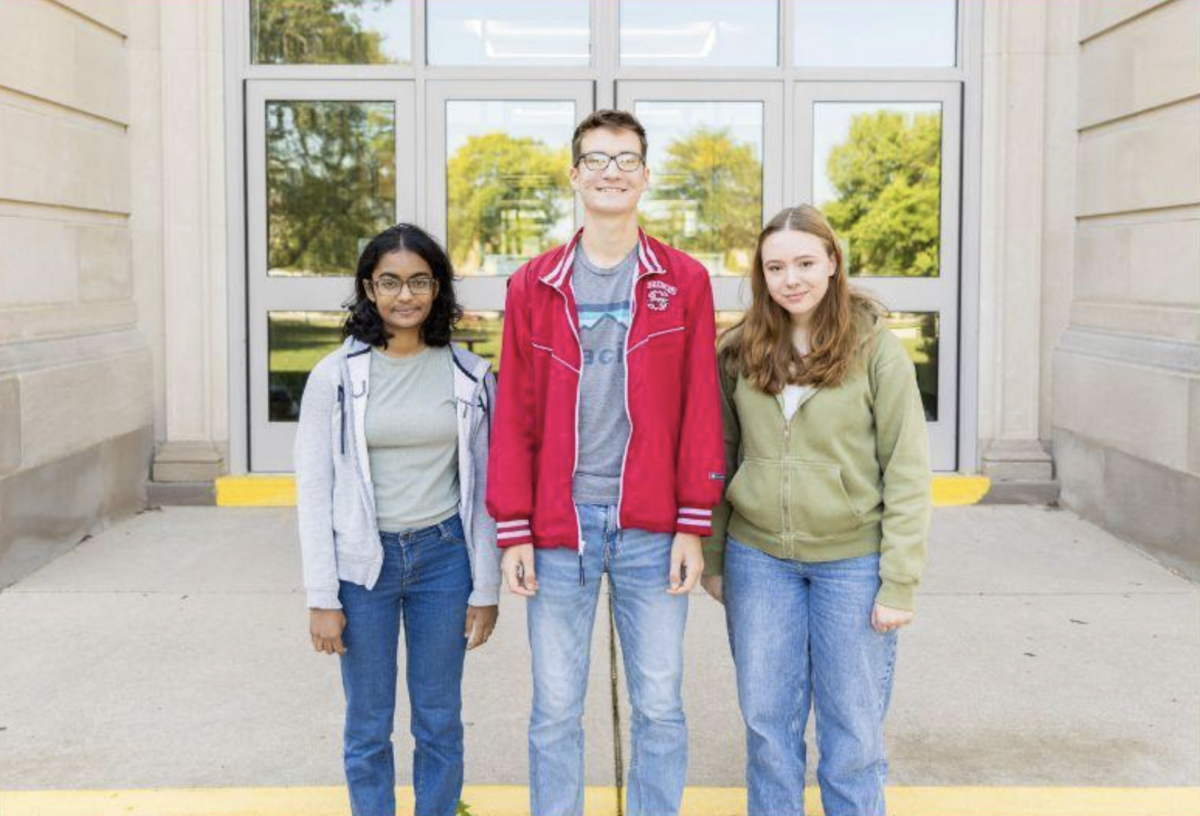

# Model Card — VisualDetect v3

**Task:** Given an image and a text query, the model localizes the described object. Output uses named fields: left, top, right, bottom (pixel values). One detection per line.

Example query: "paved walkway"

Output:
left=1, top=504, right=1197, bottom=814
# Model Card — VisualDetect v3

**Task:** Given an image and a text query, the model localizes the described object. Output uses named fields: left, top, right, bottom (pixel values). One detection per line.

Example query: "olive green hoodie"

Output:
left=703, top=312, right=931, bottom=610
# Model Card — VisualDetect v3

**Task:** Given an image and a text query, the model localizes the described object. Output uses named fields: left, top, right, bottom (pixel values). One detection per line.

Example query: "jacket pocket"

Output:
left=725, top=458, right=784, bottom=534
left=628, top=325, right=685, bottom=357
left=331, top=462, right=375, bottom=559
left=787, top=461, right=862, bottom=538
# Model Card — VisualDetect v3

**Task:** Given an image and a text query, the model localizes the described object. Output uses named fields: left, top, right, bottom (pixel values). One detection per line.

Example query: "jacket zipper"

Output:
left=550, top=275, right=587, bottom=585
left=782, top=418, right=791, bottom=538
left=615, top=261, right=642, bottom=535
left=337, top=384, right=346, bottom=456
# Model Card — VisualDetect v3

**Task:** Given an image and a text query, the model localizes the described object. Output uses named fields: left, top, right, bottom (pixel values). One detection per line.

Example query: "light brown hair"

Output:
left=571, top=109, right=648, bottom=164
left=721, top=204, right=883, bottom=394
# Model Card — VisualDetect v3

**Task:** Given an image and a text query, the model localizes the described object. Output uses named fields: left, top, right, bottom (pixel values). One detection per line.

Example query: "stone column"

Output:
left=149, top=1, right=227, bottom=483
left=978, top=0, right=1056, bottom=481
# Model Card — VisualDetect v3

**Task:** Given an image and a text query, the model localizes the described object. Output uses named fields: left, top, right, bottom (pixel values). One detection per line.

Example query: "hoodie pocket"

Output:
left=786, top=461, right=862, bottom=538
left=725, top=458, right=784, bottom=534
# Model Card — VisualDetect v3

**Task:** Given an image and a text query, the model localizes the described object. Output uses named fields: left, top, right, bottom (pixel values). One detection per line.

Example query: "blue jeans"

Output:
left=526, top=504, right=689, bottom=816
left=338, top=515, right=472, bottom=816
left=724, top=537, right=898, bottom=816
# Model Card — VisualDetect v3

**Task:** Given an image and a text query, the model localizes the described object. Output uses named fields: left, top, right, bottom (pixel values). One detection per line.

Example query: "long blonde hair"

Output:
left=721, top=204, right=882, bottom=393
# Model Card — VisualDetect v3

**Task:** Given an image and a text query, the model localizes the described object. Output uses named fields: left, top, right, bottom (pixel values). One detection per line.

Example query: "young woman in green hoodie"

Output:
left=701, top=204, right=931, bottom=816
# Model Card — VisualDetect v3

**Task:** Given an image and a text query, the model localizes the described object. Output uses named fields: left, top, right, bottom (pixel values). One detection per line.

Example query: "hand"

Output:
left=668, top=533, right=704, bottom=595
left=464, top=605, right=499, bottom=650
left=501, top=544, right=537, bottom=597
left=310, top=608, right=347, bottom=655
left=871, top=602, right=913, bottom=633
left=700, top=574, right=724, bottom=604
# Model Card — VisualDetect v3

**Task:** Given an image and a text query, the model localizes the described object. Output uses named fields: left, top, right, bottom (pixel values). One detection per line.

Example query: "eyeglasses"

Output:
left=370, top=274, right=438, bottom=298
left=575, top=151, right=645, bottom=172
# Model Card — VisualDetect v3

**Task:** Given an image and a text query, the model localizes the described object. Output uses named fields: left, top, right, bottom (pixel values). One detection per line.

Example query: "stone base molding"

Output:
left=981, top=438, right=1055, bottom=482
left=151, top=440, right=224, bottom=483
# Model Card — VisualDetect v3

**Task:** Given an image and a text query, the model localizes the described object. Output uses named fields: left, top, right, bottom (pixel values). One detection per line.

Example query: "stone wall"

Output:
left=1052, top=0, right=1200, bottom=575
left=0, top=0, right=151, bottom=584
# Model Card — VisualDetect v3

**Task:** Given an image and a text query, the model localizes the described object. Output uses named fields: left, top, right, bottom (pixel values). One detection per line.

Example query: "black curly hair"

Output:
left=343, top=223, right=463, bottom=348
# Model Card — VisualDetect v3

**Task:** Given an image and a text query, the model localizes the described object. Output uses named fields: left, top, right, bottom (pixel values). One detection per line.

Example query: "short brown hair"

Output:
left=571, top=109, right=648, bottom=164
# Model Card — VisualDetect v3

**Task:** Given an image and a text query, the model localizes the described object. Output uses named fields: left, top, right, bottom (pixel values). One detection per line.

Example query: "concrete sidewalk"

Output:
left=0, top=504, right=1197, bottom=802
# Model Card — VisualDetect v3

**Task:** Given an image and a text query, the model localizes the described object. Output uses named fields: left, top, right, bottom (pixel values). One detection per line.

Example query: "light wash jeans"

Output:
left=724, top=536, right=898, bottom=816
left=338, top=515, right=473, bottom=816
left=526, top=504, right=689, bottom=816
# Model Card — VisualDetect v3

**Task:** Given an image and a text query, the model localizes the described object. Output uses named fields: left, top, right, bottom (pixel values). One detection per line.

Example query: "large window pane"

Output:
left=267, top=100, right=396, bottom=277
left=620, top=1, right=778, bottom=67
left=637, top=101, right=763, bottom=276
left=885, top=311, right=939, bottom=420
left=793, top=0, right=956, bottom=67
left=814, top=102, right=942, bottom=278
left=427, top=1, right=589, bottom=66
left=268, top=311, right=346, bottom=422
left=251, top=0, right=411, bottom=65
left=452, top=311, right=504, bottom=371
left=446, top=101, right=575, bottom=277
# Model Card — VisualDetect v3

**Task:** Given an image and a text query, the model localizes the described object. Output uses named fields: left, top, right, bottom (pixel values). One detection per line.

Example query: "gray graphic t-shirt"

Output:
left=571, top=246, right=637, bottom=504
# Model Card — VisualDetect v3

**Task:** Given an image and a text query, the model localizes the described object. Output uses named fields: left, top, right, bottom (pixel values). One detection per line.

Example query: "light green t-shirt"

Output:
left=364, top=345, right=459, bottom=533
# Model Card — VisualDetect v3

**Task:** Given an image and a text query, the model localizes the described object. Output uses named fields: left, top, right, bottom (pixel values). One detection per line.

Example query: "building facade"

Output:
left=1, top=0, right=1197, bottom=583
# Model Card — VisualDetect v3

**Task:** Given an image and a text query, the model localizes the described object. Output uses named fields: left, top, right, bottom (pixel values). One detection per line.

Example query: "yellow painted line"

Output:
left=216, top=475, right=991, bottom=508
left=215, top=475, right=296, bottom=507
left=933, top=474, right=990, bottom=506
left=2, top=786, right=1197, bottom=816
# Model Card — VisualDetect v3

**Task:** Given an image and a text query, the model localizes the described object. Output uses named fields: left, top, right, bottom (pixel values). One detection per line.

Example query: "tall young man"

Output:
left=486, top=109, right=725, bottom=816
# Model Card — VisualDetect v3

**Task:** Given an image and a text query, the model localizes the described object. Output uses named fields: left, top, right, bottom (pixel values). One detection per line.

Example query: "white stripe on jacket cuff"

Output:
left=678, top=507, right=712, bottom=517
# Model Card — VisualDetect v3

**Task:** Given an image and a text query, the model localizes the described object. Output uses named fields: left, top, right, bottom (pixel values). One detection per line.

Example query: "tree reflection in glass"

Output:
left=445, top=102, right=575, bottom=277
left=251, top=0, right=410, bottom=65
left=451, top=311, right=505, bottom=371
left=885, top=311, right=939, bottom=420
left=266, top=101, right=396, bottom=277
left=638, top=102, right=764, bottom=276
left=268, top=311, right=346, bottom=421
left=816, top=104, right=942, bottom=278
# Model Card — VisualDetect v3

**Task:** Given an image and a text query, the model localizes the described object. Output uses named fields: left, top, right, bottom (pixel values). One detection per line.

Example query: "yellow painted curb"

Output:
left=2, top=786, right=1198, bottom=816
left=216, top=475, right=991, bottom=508
left=215, top=475, right=296, bottom=507
left=932, top=474, right=991, bottom=506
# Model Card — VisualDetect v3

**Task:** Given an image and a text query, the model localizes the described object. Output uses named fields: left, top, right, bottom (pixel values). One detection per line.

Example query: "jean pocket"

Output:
left=438, top=515, right=465, bottom=545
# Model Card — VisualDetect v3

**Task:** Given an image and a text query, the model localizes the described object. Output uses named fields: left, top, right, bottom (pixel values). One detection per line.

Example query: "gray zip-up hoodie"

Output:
left=295, top=337, right=501, bottom=609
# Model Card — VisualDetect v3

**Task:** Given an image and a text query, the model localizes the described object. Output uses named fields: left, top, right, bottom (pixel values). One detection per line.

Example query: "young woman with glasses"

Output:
left=295, top=223, right=501, bottom=816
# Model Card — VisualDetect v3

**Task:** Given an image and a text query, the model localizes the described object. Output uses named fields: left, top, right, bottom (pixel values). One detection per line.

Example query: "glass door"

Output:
left=424, top=80, right=595, bottom=363
left=796, top=82, right=962, bottom=469
left=246, top=80, right=417, bottom=471
left=615, top=81, right=785, bottom=327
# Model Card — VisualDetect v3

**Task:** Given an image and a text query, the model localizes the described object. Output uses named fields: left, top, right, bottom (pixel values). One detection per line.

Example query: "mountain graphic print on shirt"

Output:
left=578, top=300, right=632, bottom=367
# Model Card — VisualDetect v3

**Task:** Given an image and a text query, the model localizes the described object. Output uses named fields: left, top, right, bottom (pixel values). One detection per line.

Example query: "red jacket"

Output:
left=486, top=228, right=725, bottom=549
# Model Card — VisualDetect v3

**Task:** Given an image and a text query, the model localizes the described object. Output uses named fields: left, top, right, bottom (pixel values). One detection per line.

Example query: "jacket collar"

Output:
left=539, top=227, right=666, bottom=290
